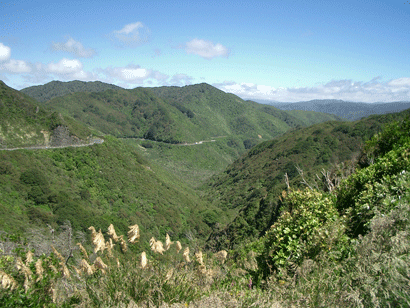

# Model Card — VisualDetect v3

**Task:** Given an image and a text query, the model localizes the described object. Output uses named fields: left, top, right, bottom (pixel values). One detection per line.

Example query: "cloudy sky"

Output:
left=1, top=0, right=410, bottom=102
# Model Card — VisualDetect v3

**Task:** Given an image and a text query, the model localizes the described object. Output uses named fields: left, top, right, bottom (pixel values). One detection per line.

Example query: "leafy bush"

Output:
left=257, top=189, right=349, bottom=278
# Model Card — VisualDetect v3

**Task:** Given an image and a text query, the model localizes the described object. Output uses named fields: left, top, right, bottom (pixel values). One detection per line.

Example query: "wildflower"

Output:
left=128, top=224, right=140, bottom=244
left=141, top=252, right=148, bottom=269
left=183, top=247, right=190, bottom=263
left=107, top=224, right=119, bottom=242
left=76, top=243, right=89, bottom=259
left=0, top=270, right=17, bottom=290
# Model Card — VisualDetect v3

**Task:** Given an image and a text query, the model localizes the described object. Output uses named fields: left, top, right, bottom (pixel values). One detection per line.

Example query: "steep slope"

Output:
left=205, top=109, right=410, bottom=250
left=0, top=81, right=95, bottom=148
left=21, top=80, right=123, bottom=103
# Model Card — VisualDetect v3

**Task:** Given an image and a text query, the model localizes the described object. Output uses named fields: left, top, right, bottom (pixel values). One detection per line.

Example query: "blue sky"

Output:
left=1, top=0, right=410, bottom=102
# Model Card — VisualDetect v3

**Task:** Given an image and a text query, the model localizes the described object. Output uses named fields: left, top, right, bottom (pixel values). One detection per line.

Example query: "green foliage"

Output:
left=257, top=189, right=349, bottom=277
left=337, top=117, right=410, bottom=237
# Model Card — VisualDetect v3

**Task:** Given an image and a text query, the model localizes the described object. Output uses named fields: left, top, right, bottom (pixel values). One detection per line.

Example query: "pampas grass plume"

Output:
left=176, top=241, right=182, bottom=254
left=77, top=243, right=89, bottom=259
left=0, top=270, right=17, bottom=290
left=128, top=224, right=140, bottom=244
left=51, top=246, right=65, bottom=264
left=119, top=235, right=128, bottom=253
left=25, top=250, right=34, bottom=265
left=150, top=238, right=165, bottom=255
left=35, top=258, right=44, bottom=282
left=89, top=227, right=105, bottom=254
left=80, top=259, right=94, bottom=275
left=165, top=233, right=173, bottom=250
left=183, top=247, right=190, bottom=263
left=215, top=250, right=228, bottom=264
left=141, top=252, right=147, bottom=269
left=94, top=257, right=108, bottom=274
left=105, top=238, right=115, bottom=258
left=195, top=251, right=203, bottom=265
left=107, top=224, right=119, bottom=242
left=16, top=257, right=32, bottom=277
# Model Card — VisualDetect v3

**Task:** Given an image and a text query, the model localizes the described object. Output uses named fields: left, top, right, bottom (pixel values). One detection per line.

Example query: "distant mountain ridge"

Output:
left=254, top=99, right=410, bottom=121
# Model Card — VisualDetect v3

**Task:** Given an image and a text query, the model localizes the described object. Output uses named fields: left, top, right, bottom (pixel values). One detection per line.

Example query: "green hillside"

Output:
left=0, top=81, right=95, bottom=148
left=205, top=109, right=410, bottom=250
left=0, top=81, right=222, bottom=245
left=0, top=136, right=217, bottom=243
left=21, top=80, right=123, bottom=103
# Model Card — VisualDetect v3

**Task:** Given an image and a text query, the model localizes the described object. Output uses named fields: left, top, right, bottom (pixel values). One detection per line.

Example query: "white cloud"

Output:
left=121, top=68, right=149, bottom=80
left=46, top=58, right=83, bottom=74
left=101, top=64, right=168, bottom=85
left=51, top=37, right=96, bottom=58
left=2, top=59, right=32, bottom=73
left=168, top=73, right=194, bottom=86
left=185, top=38, right=230, bottom=59
left=388, top=77, right=410, bottom=87
left=110, top=22, right=150, bottom=47
left=214, top=77, right=410, bottom=103
left=0, top=43, right=11, bottom=62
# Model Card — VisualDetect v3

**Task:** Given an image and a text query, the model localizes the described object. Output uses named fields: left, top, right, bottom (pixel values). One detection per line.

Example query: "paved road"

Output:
left=0, top=138, right=104, bottom=151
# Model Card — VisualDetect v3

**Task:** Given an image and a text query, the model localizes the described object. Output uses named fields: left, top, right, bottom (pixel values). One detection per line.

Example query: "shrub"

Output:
left=257, top=189, right=350, bottom=278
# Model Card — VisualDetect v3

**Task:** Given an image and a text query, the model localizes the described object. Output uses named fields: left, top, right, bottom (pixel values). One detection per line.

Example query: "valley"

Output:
left=1, top=79, right=409, bottom=307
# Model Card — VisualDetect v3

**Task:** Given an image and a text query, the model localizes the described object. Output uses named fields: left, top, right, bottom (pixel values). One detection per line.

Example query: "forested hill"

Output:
left=22, top=81, right=341, bottom=145
left=0, top=80, right=220, bottom=243
left=21, top=80, right=123, bottom=103
left=205, top=108, right=410, bottom=250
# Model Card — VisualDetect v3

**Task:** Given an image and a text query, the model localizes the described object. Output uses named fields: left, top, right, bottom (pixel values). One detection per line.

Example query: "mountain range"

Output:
left=254, top=99, right=410, bottom=121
